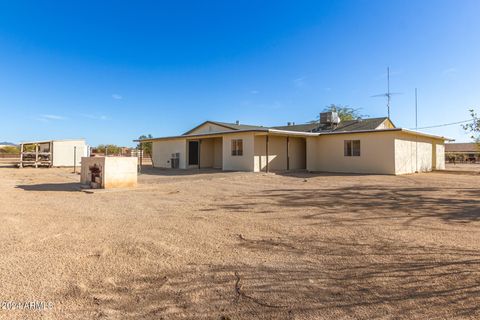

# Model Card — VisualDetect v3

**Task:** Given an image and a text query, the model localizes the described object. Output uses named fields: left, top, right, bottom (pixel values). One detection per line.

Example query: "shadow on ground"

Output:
left=140, top=165, right=225, bottom=176
left=213, top=185, right=480, bottom=224
left=62, top=236, right=480, bottom=319
left=16, top=182, right=81, bottom=192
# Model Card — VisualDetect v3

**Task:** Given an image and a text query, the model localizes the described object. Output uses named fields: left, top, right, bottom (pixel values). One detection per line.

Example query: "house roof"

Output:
left=135, top=117, right=451, bottom=143
left=270, top=123, right=319, bottom=132
left=183, top=120, right=265, bottom=135
left=271, top=117, right=390, bottom=133
left=445, top=143, right=480, bottom=153
left=135, top=127, right=451, bottom=143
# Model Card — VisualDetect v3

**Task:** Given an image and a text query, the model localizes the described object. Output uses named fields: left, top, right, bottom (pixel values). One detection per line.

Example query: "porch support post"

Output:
left=198, top=140, right=201, bottom=169
left=139, top=142, right=143, bottom=173
left=35, top=143, right=38, bottom=168
left=286, top=136, right=290, bottom=171
left=265, top=135, right=269, bottom=173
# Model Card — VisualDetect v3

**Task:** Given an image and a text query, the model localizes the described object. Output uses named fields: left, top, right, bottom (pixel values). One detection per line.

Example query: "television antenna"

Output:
left=371, top=67, right=402, bottom=119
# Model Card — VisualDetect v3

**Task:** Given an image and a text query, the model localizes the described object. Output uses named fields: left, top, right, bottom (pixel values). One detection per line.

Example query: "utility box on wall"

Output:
left=80, top=157, right=138, bottom=189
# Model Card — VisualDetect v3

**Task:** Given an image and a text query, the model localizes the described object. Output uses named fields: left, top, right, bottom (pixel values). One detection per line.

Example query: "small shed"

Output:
left=19, top=139, right=88, bottom=168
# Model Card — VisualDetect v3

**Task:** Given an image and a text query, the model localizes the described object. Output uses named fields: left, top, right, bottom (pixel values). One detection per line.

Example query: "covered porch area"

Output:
left=253, top=132, right=307, bottom=172
left=186, top=137, right=223, bottom=169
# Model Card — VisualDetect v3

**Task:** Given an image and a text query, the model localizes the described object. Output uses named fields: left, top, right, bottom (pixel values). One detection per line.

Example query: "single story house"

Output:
left=445, top=142, right=479, bottom=162
left=136, top=113, right=450, bottom=175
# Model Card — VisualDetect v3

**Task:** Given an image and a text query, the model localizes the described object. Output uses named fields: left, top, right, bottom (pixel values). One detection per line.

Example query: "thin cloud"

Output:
left=293, top=76, right=306, bottom=88
left=442, top=67, right=458, bottom=75
left=80, top=114, right=108, bottom=120
left=38, top=114, right=67, bottom=121
left=112, top=94, right=123, bottom=100
left=250, top=90, right=259, bottom=94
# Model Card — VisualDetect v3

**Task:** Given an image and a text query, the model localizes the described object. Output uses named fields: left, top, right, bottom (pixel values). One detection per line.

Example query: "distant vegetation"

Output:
left=96, top=144, right=123, bottom=155
left=0, top=146, right=20, bottom=154
left=137, top=134, right=153, bottom=157
left=462, top=109, right=480, bottom=145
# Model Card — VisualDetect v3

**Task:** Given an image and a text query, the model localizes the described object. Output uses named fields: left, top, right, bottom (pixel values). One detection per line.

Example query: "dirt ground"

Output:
left=0, top=165, right=479, bottom=320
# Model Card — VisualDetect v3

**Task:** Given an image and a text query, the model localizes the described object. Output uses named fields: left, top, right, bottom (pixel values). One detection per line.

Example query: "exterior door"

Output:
left=188, top=141, right=199, bottom=166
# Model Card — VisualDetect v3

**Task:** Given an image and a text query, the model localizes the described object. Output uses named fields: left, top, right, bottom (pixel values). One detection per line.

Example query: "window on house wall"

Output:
left=344, top=140, right=360, bottom=156
left=231, top=139, right=243, bottom=156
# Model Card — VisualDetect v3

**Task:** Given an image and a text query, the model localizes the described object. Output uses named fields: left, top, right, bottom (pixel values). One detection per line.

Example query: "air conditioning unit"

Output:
left=320, top=112, right=340, bottom=125
left=171, top=153, right=180, bottom=169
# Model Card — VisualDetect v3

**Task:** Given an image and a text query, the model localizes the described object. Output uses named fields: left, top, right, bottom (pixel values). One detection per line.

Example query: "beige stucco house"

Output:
left=136, top=114, right=450, bottom=175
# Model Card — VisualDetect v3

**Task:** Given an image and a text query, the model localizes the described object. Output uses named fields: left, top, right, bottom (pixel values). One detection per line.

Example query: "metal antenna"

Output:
left=415, top=88, right=418, bottom=131
left=387, top=67, right=390, bottom=118
left=371, top=67, right=402, bottom=119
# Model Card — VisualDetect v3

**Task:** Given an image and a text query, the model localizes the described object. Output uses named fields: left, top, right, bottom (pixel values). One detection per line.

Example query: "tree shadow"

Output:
left=61, top=235, right=480, bottom=319
left=215, top=185, right=480, bottom=224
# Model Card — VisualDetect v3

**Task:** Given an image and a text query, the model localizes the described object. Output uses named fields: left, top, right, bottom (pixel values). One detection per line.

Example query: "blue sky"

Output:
left=0, top=0, right=479, bottom=146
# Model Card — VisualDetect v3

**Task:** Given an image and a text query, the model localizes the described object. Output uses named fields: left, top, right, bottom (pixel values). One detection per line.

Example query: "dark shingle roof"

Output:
left=332, top=117, right=390, bottom=132
left=209, top=121, right=266, bottom=131
left=272, top=117, right=390, bottom=133
left=183, top=120, right=265, bottom=135
left=271, top=123, right=319, bottom=132
left=184, top=117, right=390, bottom=135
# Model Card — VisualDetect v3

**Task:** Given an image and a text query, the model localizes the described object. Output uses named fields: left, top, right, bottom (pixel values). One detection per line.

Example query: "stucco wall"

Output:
left=435, top=143, right=445, bottom=170
left=254, top=136, right=267, bottom=172
left=213, top=138, right=223, bottom=168
left=199, top=139, right=214, bottom=168
left=307, top=132, right=396, bottom=174
left=198, top=138, right=222, bottom=168
left=152, top=139, right=187, bottom=169
left=103, top=157, right=138, bottom=188
left=289, top=137, right=306, bottom=170
left=52, top=140, right=87, bottom=167
left=394, top=138, right=432, bottom=174
left=223, top=132, right=255, bottom=171
left=306, top=137, right=318, bottom=172
left=188, top=123, right=233, bottom=135
left=253, top=135, right=306, bottom=172
left=394, top=133, right=445, bottom=174
left=263, top=136, right=287, bottom=171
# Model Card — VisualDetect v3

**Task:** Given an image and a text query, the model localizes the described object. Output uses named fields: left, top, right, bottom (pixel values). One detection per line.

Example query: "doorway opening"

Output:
left=188, top=141, right=199, bottom=166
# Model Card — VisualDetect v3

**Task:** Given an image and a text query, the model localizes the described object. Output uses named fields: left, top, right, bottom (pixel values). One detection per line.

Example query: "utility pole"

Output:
left=415, top=88, right=418, bottom=173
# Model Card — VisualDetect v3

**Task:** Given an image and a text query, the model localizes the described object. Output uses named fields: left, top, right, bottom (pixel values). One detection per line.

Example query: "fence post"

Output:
left=73, top=146, right=77, bottom=173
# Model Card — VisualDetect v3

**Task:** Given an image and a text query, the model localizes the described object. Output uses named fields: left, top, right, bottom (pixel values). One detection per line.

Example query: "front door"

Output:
left=188, top=141, right=199, bottom=166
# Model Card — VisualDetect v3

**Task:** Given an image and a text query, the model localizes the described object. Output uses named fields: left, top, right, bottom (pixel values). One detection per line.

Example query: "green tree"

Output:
left=97, top=144, right=122, bottom=155
left=137, top=134, right=153, bottom=157
left=311, top=104, right=367, bottom=123
left=323, top=104, right=366, bottom=121
left=462, top=109, right=480, bottom=145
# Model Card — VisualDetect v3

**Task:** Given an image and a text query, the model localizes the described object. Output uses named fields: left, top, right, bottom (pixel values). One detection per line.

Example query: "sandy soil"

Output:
left=0, top=165, right=479, bottom=320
